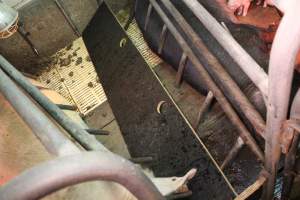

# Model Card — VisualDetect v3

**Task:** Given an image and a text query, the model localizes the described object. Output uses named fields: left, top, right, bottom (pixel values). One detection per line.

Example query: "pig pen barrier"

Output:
left=134, top=0, right=300, bottom=199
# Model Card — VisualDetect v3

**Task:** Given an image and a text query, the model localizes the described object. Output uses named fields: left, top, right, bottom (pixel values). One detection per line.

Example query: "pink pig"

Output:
left=227, top=0, right=274, bottom=16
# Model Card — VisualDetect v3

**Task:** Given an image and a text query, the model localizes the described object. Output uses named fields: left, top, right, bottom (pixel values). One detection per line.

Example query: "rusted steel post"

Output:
left=0, top=152, right=165, bottom=200
left=221, top=137, right=244, bottom=170
left=282, top=133, right=299, bottom=199
left=158, top=24, right=168, bottom=54
left=175, top=53, right=188, bottom=86
left=144, top=4, right=153, bottom=31
left=234, top=173, right=267, bottom=200
left=262, top=1, right=300, bottom=199
left=160, top=0, right=266, bottom=138
left=148, top=0, right=264, bottom=161
left=281, top=89, right=300, bottom=200
left=194, top=91, right=214, bottom=129
left=182, top=0, right=268, bottom=100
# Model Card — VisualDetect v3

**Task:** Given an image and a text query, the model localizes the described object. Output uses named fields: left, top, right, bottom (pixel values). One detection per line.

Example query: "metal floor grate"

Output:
left=126, top=20, right=162, bottom=68
left=39, top=37, right=107, bottom=115
left=38, top=20, right=159, bottom=116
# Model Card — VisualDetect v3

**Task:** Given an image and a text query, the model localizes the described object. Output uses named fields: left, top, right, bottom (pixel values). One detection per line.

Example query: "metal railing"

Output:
left=138, top=0, right=300, bottom=199
left=0, top=56, right=164, bottom=200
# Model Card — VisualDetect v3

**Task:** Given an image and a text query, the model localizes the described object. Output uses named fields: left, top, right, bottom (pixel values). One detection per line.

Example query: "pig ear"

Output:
left=237, top=6, right=244, bottom=16
left=256, top=0, right=263, bottom=5
left=243, top=2, right=251, bottom=16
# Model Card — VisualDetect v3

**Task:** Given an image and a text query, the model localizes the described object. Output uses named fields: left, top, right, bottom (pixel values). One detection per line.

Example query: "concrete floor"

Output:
left=0, top=93, right=65, bottom=199
left=0, top=0, right=133, bottom=74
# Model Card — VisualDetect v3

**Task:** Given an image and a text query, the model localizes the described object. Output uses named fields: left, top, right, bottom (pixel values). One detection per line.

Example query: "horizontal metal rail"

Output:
left=0, top=55, right=106, bottom=152
left=148, top=0, right=264, bottom=161
left=182, top=0, right=268, bottom=100
left=160, top=0, right=266, bottom=138
left=0, top=151, right=164, bottom=200
left=0, top=59, right=164, bottom=200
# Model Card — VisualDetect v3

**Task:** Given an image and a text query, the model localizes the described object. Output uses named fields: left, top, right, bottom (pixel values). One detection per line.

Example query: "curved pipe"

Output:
left=0, top=151, right=165, bottom=200
left=263, top=0, right=300, bottom=199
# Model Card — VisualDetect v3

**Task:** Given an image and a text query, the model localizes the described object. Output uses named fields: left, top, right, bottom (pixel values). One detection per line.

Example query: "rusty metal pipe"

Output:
left=194, top=91, right=214, bottom=129
left=263, top=1, right=300, bottom=198
left=0, top=151, right=165, bottom=200
left=0, top=67, right=80, bottom=156
left=182, top=0, right=268, bottom=100
left=148, top=0, right=264, bottom=161
left=160, top=0, right=266, bottom=138
left=221, top=137, right=244, bottom=170
left=0, top=62, right=164, bottom=200
left=281, top=89, right=300, bottom=199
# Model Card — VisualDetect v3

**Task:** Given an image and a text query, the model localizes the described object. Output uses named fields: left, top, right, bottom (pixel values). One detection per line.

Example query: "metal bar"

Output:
left=0, top=68, right=80, bottom=157
left=0, top=151, right=165, bottom=200
left=221, top=137, right=244, bottom=170
left=17, top=25, right=39, bottom=56
left=158, top=24, right=168, bottom=54
left=182, top=0, right=268, bottom=100
left=160, top=0, right=266, bottom=138
left=193, top=91, right=214, bottom=129
left=175, top=53, right=187, bottom=86
left=148, top=0, right=264, bottom=161
left=54, top=0, right=81, bottom=37
left=130, top=156, right=154, bottom=164
left=56, top=104, right=77, bottom=111
left=234, top=174, right=266, bottom=200
left=144, top=3, right=153, bottom=31
left=0, top=66, right=164, bottom=199
left=282, top=133, right=299, bottom=200
left=262, top=1, right=300, bottom=198
left=85, top=128, right=110, bottom=136
left=0, top=55, right=107, bottom=151
left=167, top=191, right=193, bottom=200
left=282, top=89, right=300, bottom=199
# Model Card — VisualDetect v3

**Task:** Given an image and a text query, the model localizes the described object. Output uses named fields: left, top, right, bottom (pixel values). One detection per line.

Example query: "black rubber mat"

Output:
left=83, top=3, right=235, bottom=199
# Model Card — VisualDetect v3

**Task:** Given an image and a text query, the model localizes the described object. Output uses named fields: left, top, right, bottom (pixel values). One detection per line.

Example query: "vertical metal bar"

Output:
left=54, top=0, right=81, bottom=37
left=193, top=91, right=214, bottom=129
left=282, top=89, right=300, bottom=199
left=148, top=0, right=264, bottom=161
left=175, top=53, right=187, bottom=86
left=263, top=1, right=300, bottom=198
left=282, top=133, right=299, bottom=199
left=221, top=137, right=244, bottom=170
left=158, top=24, right=168, bottom=54
left=234, top=174, right=267, bottom=200
left=17, top=24, right=39, bottom=56
left=144, top=4, right=153, bottom=31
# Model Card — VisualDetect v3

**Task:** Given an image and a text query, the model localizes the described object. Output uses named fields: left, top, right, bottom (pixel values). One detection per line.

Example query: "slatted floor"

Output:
left=39, top=37, right=107, bottom=115
left=38, top=21, right=161, bottom=116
